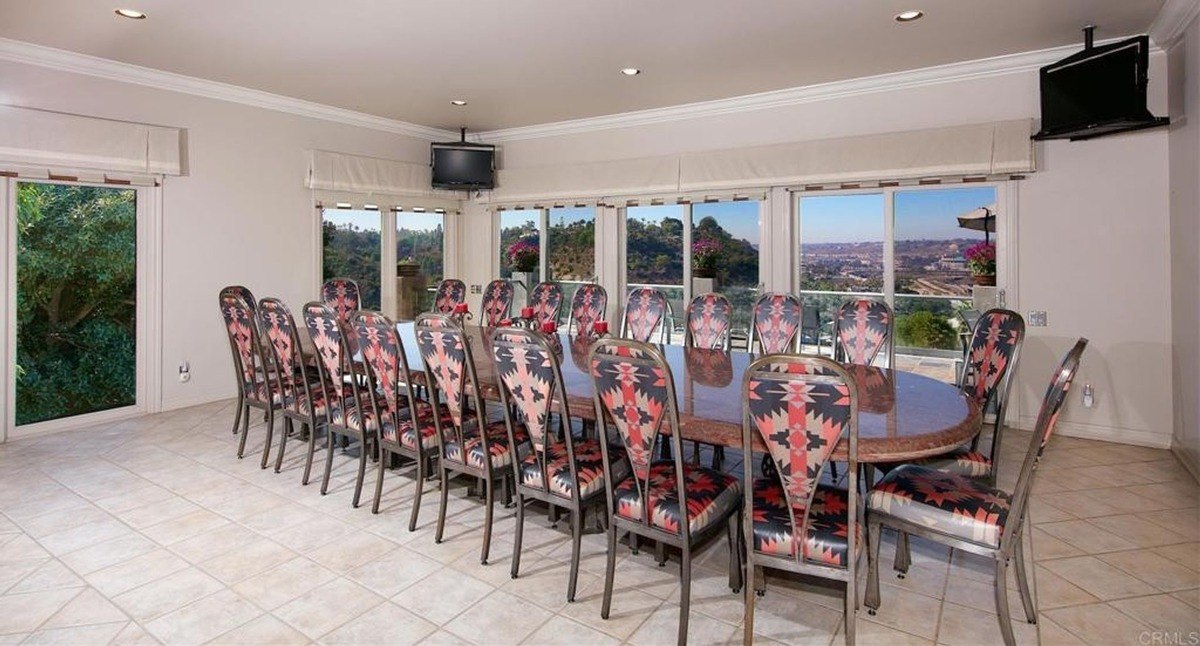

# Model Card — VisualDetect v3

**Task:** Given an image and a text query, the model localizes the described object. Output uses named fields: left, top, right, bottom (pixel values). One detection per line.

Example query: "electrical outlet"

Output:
left=1028, top=311, right=1048, bottom=327
left=179, top=361, right=191, bottom=383
left=470, top=284, right=482, bottom=294
left=1082, top=383, right=1094, bottom=408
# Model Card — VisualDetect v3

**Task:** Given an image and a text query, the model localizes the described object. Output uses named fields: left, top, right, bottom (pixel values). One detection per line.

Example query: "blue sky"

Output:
left=800, top=187, right=996, bottom=243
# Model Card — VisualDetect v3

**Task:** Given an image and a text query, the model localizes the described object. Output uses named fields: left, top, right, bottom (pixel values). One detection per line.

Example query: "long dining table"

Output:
left=394, top=322, right=981, bottom=463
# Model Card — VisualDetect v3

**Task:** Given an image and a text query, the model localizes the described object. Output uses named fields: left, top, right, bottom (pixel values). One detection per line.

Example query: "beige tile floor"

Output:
left=0, top=399, right=1196, bottom=645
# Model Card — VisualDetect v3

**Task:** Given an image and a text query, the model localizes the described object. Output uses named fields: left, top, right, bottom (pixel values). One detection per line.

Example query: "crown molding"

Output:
left=474, top=37, right=1138, bottom=143
left=1149, top=0, right=1200, bottom=48
left=0, top=37, right=458, bottom=141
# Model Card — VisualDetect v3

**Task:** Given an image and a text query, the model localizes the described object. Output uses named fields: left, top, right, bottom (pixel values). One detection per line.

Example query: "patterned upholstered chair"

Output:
left=568, top=283, right=608, bottom=338
left=415, top=313, right=530, bottom=565
left=321, top=278, right=361, bottom=324
left=433, top=279, right=467, bottom=314
left=492, top=327, right=626, bottom=600
left=303, top=302, right=377, bottom=507
left=909, top=309, right=1026, bottom=485
left=480, top=279, right=515, bottom=327
left=354, top=311, right=452, bottom=527
left=833, top=298, right=893, bottom=368
left=221, top=285, right=261, bottom=435
left=621, top=287, right=670, bottom=343
left=258, top=298, right=330, bottom=482
left=589, top=338, right=743, bottom=645
left=866, top=339, right=1088, bottom=646
left=528, top=281, right=564, bottom=329
left=219, top=289, right=282, bottom=466
left=748, top=292, right=803, bottom=354
left=684, top=292, right=733, bottom=351
left=741, top=355, right=861, bottom=645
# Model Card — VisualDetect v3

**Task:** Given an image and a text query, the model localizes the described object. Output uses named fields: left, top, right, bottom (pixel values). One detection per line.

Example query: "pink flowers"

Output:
left=692, top=238, right=722, bottom=276
left=506, top=234, right=539, bottom=271
left=964, top=241, right=996, bottom=276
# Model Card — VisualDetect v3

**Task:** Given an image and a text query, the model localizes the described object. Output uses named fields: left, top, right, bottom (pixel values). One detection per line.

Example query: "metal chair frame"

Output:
left=528, top=281, right=565, bottom=328
left=956, top=308, right=1026, bottom=486
left=832, top=298, right=895, bottom=369
left=683, top=292, right=734, bottom=352
left=480, top=279, right=516, bottom=327
left=567, top=283, right=608, bottom=337
left=746, top=292, right=803, bottom=355
left=257, top=298, right=325, bottom=482
left=620, top=287, right=671, bottom=344
left=219, top=288, right=281, bottom=468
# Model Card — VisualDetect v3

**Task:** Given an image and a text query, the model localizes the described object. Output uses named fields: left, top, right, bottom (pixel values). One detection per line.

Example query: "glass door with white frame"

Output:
left=396, top=211, right=445, bottom=312
left=545, top=206, right=596, bottom=311
left=321, top=208, right=382, bottom=310
left=624, top=205, right=687, bottom=341
left=691, top=201, right=761, bottom=343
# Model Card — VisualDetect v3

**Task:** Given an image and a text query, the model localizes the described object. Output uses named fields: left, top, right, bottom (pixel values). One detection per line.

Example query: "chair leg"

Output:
left=994, top=559, right=1017, bottom=646
left=320, top=430, right=335, bottom=495
left=568, top=507, right=583, bottom=601
left=678, top=546, right=692, bottom=646
left=893, top=531, right=911, bottom=576
left=753, top=565, right=766, bottom=597
left=865, top=520, right=882, bottom=612
left=743, top=561, right=756, bottom=645
left=236, top=405, right=251, bottom=459
left=371, top=447, right=386, bottom=514
left=656, top=541, right=666, bottom=567
left=844, top=572, right=857, bottom=646
left=434, top=466, right=449, bottom=544
left=601, top=522, right=618, bottom=619
left=1014, top=530, right=1037, bottom=624
left=408, top=451, right=425, bottom=532
left=727, top=510, right=743, bottom=592
left=302, top=424, right=318, bottom=486
left=260, top=409, right=276, bottom=469
left=230, top=392, right=244, bottom=434
left=351, top=437, right=368, bottom=507
left=630, top=533, right=640, bottom=555
left=511, top=494, right=526, bottom=579
left=274, top=417, right=292, bottom=473
left=481, top=476, right=495, bottom=565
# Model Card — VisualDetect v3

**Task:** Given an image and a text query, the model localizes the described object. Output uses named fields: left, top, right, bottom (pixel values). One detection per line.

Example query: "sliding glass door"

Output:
left=321, top=208, right=382, bottom=310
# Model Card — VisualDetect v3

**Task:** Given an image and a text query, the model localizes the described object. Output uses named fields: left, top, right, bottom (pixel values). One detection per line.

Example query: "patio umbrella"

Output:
left=957, top=204, right=996, bottom=243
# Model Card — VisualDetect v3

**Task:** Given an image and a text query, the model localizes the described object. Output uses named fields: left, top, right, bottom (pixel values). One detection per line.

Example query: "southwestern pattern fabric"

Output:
left=434, top=279, right=467, bottom=314
left=258, top=298, right=315, bottom=415
left=414, top=317, right=470, bottom=428
left=684, top=348, right=733, bottom=388
left=751, top=478, right=856, bottom=567
left=321, top=278, right=361, bottom=324
left=570, top=284, right=608, bottom=337
left=623, top=288, right=668, bottom=343
left=963, top=310, right=1025, bottom=405
left=914, top=447, right=993, bottom=478
left=612, top=462, right=741, bottom=535
left=224, top=285, right=257, bottom=314
left=442, top=420, right=529, bottom=469
left=686, top=293, right=732, bottom=350
left=752, top=293, right=802, bottom=354
left=834, top=299, right=891, bottom=366
left=394, top=402, right=456, bottom=450
left=519, top=440, right=628, bottom=500
left=529, top=282, right=564, bottom=328
left=491, top=329, right=558, bottom=453
left=590, top=341, right=669, bottom=482
left=220, top=293, right=260, bottom=395
left=868, top=464, right=1012, bottom=546
left=481, top=280, right=515, bottom=327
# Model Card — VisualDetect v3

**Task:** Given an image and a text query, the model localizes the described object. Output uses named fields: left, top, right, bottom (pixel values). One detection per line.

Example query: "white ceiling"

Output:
left=0, top=0, right=1166, bottom=132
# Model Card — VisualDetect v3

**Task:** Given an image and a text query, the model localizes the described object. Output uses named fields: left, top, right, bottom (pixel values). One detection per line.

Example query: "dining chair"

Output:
left=528, top=281, right=565, bottom=328
left=221, top=285, right=259, bottom=435
left=303, top=301, right=377, bottom=507
left=568, top=283, right=608, bottom=337
left=747, top=292, right=802, bottom=354
left=219, top=288, right=282, bottom=467
left=866, top=338, right=1088, bottom=646
left=480, top=279, right=515, bottom=327
left=433, top=278, right=467, bottom=314
left=741, top=354, right=861, bottom=645
left=684, top=292, right=733, bottom=351
left=354, top=311, right=452, bottom=527
left=833, top=298, right=893, bottom=367
left=589, top=337, right=743, bottom=646
left=492, top=326, right=626, bottom=600
left=415, top=313, right=529, bottom=565
left=321, top=277, right=361, bottom=324
left=621, top=287, right=670, bottom=343
left=258, top=298, right=330, bottom=482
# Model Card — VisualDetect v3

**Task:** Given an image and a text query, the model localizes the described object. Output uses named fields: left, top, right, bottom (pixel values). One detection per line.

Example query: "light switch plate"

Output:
left=470, top=284, right=482, bottom=294
left=1028, top=311, right=1047, bottom=327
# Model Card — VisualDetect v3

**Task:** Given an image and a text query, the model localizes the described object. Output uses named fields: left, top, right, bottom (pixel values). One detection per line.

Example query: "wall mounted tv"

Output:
left=1033, top=29, right=1168, bottom=142
left=430, top=141, right=495, bottom=191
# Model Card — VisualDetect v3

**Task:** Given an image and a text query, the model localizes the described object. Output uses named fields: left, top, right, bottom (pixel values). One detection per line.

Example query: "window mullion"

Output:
left=883, top=188, right=896, bottom=306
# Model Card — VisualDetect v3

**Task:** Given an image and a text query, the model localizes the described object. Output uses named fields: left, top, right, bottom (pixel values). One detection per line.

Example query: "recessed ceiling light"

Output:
left=895, top=10, right=923, bottom=22
left=621, top=68, right=641, bottom=76
left=450, top=100, right=467, bottom=106
left=114, top=8, right=146, bottom=19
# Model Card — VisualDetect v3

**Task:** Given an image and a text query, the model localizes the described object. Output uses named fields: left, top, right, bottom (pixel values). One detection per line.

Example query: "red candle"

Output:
left=453, top=302, right=468, bottom=314
left=541, top=321, right=557, bottom=334
left=499, top=318, right=512, bottom=326
left=594, top=320, right=609, bottom=335
left=521, top=306, right=534, bottom=319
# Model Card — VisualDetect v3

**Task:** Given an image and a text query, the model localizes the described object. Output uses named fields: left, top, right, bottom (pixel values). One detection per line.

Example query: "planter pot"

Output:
left=971, top=274, right=996, bottom=286
left=397, top=263, right=421, bottom=277
left=692, top=276, right=717, bottom=295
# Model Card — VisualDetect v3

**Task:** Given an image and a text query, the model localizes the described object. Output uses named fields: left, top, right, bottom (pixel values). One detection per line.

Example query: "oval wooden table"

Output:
left=396, top=323, right=982, bottom=463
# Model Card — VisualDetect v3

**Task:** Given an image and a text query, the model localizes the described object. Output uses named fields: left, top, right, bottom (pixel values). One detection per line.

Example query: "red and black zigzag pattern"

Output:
left=481, top=280, right=515, bottom=327
left=686, top=293, right=732, bottom=350
left=835, top=298, right=891, bottom=366
left=623, top=288, right=668, bottom=343
left=590, top=342, right=668, bottom=481
left=321, top=278, right=361, bottom=324
left=434, top=279, right=466, bottom=314
left=570, top=284, right=608, bottom=337
left=519, top=439, right=628, bottom=500
left=964, top=310, right=1024, bottom=405
left=414, top=321, right=469, bottom=429
left=753, top=292, right=802, bottom=354
left=220, top=294, right=259, bottom=394
left=751, top=478, right=856, bottom=567
left=612, top=461, right=741, bottom=535
left=868, top=464, right=1012, bottom=546
left=491, top=328, right=558, bottom=452
left=529, top=281, right=564, bottom=328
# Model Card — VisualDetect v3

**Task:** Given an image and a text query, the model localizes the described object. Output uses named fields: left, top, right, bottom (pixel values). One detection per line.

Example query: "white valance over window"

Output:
left=307, top=150, right=462, bottom=211
left=481, top=154, right=679, bottom=207
left=0, top=105, right=182, bottom=176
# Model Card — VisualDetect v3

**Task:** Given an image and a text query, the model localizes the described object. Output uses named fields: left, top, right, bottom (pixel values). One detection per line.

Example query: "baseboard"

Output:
left=160, top=388, right=233, bottom=412
left=1171, top=444, right=1200, bottom=484
left=1016, top=415, right=1173, bottom=449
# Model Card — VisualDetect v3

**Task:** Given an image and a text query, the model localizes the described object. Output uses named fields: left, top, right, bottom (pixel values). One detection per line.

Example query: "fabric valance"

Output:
left=307, top=149, right=461, bottom=206
left=0, top=105, right=182, bottom=176
left=480, top=154, right=679, bottom=206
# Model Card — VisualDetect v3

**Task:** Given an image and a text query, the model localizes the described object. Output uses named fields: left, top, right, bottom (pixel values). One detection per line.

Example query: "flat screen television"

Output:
left=431, top=142, right=495, bottom=190
left=1033, top=33, right=1168, bottom=141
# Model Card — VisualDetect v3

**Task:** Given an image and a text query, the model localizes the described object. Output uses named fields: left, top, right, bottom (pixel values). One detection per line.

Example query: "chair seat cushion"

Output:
left=443, top=420, right=529, bottom=470
left=751, top=478, right=857, bottom=568
left=327, top=402, right=377, bottom=432
left=285, top=382, right=351, bottom=417
left=519, top=440, right=628, bottom=500
left=613, top=461, right=741, bottom=535
left=389, top=400, right=453, bottom=451
left=911, top=446, right=993, bottom=479
left=868, top=464, right=1011, bottom=547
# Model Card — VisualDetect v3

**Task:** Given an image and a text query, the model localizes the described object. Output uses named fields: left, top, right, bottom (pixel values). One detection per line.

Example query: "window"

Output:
left=692, top=201, right=760, bottom=334
left=321, top=208, right=382, bottom=310
left=546, top=206, right=596, bottom=308
left=397, top=211, right=445, bottom=311
left=625, top=205, right=687, bottom=327
left=498, top=210, right=541, bottom=282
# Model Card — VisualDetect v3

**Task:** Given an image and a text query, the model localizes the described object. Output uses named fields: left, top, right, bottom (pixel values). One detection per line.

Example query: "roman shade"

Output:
left=480, top=154, right=679, bottom=207
left=0, top=105, right=182, bottom=176
left=307, top=150, right=462, bottom=212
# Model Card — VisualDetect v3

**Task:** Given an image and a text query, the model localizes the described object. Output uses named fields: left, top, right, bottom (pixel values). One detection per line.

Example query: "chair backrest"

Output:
left=528, top=281, right=564, bottom=328
left=742, top=355, right=859, bottom=566
left=685, top=292, right=732, bottom=350
left=433, top=279, right=467, bottom=314
left=959, top=308, right=1025, bottom=408
left=224, top=285, right=257, bottom=315
left=481, top=279, right=515, bottom=327
left=414, top=314, right=491, bottom=468
left=302, top=301, right=364, bottom=428
left=321, top=278, right=361, bottom=323
left=218, top=288, right=267, bottom=402
left=1005, top=338, right=1087, bottom=554
left=622, top=287, right=669, bottom=343
left=749, top=292, right=802, bottom=354
left=833, top=298, right=893, bottom=366
left=492, top=327, right=582, bottom=499
left=569, top=283, right=608, bottom=337
left=258, top=298, right=317, bottom=416
left=354, top=311, right=421, bottom=446
left=590, top=338, right=695, bottom=536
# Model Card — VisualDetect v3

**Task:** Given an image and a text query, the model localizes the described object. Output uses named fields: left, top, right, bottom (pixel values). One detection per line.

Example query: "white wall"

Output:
left=462, top=52, right=1177, bottom=449
left=1169, top=14, right=1200, bottom=478
left=0, top=59, right=433, bottom=413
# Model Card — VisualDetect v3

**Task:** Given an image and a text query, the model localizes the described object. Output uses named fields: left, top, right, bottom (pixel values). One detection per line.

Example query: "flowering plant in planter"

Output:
left=964, top=241, right=996, bottom=285
left=507, top=233, right=539, bottom=272
left=692, top=238, right=722, bottom=278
